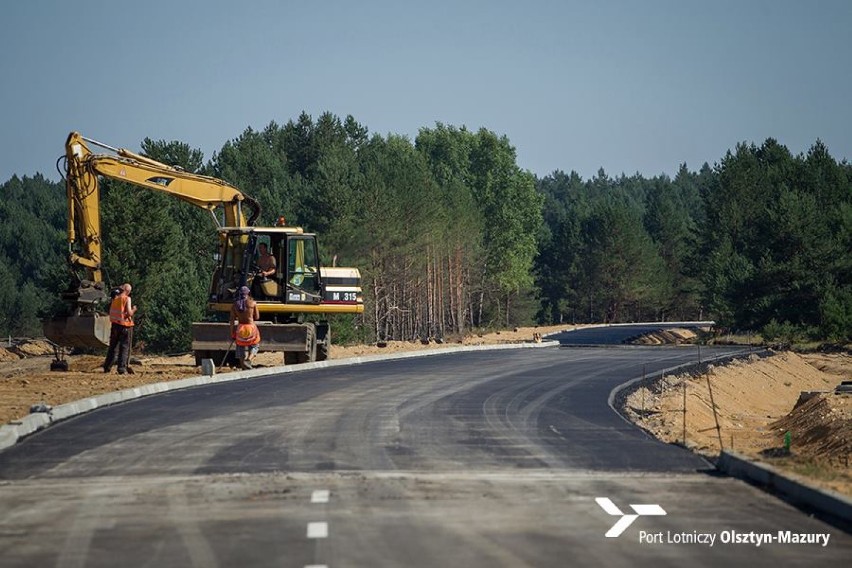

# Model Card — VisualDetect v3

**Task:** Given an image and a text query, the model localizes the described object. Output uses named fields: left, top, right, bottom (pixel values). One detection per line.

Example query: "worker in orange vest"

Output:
left=230, top=285, right=260, bottom=369
left=103, top=282, right=137, bottom=374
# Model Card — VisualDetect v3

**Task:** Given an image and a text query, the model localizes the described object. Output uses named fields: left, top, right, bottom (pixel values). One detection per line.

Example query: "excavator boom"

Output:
left=46, top=131, right=362, bottom=366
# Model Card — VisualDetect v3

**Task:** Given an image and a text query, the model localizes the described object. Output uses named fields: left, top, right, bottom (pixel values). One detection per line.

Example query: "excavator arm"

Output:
left=62, top=132, right=259, bottom=299
left=65, top=132, right=260, bottom=283
left=46, top=132, right=262, bottom=351
left=47, top=131, right=362, bottom=367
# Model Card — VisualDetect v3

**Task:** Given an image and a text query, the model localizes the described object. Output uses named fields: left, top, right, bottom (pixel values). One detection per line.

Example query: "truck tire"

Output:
left=284, top=351, right=299, bottom=365
left=317, top=327, right=330, bottom=362
left=301, top=324, right=317, bottom=363
left=286, top=323, right=316, bottom=365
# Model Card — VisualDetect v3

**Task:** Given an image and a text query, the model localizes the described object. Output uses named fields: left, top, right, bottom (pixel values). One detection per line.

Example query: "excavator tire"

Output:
left=316, top=323, right=330, bottom=362
left=285, top=323, right=316, bottom=364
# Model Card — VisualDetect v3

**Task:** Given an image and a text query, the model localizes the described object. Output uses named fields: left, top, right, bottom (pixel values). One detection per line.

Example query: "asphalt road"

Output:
left=0, top=327, right=848, bottom=567
left=555, top=322, right=715, bottom=345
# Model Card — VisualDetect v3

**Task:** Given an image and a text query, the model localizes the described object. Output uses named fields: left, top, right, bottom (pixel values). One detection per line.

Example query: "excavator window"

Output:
left=215, top=234, right=244, bottom=302
left=287, top=237, right=319, bottom=292
left=247, top=235, right=280, bottom=301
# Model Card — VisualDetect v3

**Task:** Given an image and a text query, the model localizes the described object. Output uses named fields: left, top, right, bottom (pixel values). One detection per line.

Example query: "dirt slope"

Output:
left=623, top=351, right=851, bottom=496
left=629, top=327, right=698, bottom=345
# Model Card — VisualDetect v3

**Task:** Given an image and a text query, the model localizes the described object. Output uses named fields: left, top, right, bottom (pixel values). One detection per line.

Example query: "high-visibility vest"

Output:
left=235, top=323, right=260, bottom=346
left=109, top=296, right=134, bottom=327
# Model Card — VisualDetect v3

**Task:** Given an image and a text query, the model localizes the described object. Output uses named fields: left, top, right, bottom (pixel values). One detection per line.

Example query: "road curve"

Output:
left=0, top=327, right=848, bottom=567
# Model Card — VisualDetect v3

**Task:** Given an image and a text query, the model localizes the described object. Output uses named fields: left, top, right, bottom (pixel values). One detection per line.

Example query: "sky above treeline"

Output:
left=2, top=0, right=850, bottom=183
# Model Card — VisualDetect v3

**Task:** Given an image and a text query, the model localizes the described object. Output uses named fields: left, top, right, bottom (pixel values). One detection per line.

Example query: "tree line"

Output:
left=0, top=113, right=849, bottom=349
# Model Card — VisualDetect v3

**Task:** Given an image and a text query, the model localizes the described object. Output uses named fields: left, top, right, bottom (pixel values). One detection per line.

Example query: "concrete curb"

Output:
left=717, top=450, right=852, bottom=524
left=0, top=339, right=559, bottom=451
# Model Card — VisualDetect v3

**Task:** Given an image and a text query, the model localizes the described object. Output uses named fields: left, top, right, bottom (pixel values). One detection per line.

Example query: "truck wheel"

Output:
left=284, top=352, right=299, bottom=365
left=307, top=328, right=317, bottom=362
left=290, top=323, right=317, bottom=364
left=317, top=328, right=330, bottom=362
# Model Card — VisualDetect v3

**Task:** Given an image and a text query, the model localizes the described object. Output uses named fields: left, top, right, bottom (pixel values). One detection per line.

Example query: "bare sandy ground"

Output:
left=623, top=351, right=851, bottom=496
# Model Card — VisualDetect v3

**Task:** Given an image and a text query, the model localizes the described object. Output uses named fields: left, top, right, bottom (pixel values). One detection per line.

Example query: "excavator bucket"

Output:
left=43, top=313, right=112, bottom=350
left=191, top=321, right=310, bottom=353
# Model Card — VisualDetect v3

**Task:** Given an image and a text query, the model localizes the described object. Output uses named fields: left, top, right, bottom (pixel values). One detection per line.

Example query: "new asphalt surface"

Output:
left=0, top=325, right=848, bottom=567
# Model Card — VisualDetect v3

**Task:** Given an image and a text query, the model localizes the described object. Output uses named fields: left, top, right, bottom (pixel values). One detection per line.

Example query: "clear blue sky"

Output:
left=2, top=0, right=850, bottom=183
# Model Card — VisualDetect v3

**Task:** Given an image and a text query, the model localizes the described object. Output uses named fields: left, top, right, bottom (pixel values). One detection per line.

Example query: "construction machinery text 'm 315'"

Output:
left=44, top=132, right=363, bottom=369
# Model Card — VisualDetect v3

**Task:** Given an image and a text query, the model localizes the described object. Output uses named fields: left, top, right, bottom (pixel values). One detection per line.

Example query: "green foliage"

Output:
left=318, top=313, right=369, bottom=346
left=761, top=319, right=808, bottom=344
left=0, top=175, right=67, bottom=336
left=535, top=171, right=588, bottom=324
left=470, top=130, right=543, bottom=295
left=0, top=261, right=49, bottom=336
left=535, top=137, right=849, bottom=342
left=580, top=197, right=665, bottom=322
left=416, top=124, right=543, bottom=329
left=535, top=168, right=698, bottom=324
left=819, top=285, right=852, bottom=342
left=210, top=124, right=296, bottom=227
left=137, top=262, right=206, bottom=352
left=100, top=138, right=214, bottom=352
left=2, top=121, right=849, bottom=349
left=700, top=139, right=851, bottom=340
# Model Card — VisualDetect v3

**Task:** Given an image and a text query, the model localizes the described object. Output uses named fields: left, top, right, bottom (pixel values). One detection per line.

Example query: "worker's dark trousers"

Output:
left=104, top=324, right=131, bottom=373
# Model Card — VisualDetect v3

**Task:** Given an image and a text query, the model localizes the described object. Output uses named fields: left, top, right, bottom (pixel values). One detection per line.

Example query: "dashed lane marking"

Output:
left=307, top=522, right=328, bottom=539
left=311, top=490, right=330, bottom=504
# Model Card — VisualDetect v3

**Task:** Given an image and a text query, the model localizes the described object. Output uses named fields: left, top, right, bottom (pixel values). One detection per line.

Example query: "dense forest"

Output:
left=0, top=112, right=849, bottom=350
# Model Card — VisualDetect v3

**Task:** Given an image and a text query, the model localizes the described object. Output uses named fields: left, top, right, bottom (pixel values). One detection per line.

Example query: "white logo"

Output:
left=596, top=497, right=667, bottom=537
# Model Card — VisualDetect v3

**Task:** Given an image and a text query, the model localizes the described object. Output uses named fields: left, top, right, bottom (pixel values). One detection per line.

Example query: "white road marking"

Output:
left=311, top=490, right=330, bottom=504
left=306, top=491, right=330, bottom=565
left=307, top=522, right=328, bottom=539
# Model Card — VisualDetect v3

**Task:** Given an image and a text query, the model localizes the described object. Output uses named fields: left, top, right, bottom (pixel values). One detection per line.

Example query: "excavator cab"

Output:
left=248, top=232, right=322, bottom=303
left=194, top=225, right=362, bottom=365
left=280, top=235, right=322, bottom=302
left=209, top=227, right=325, bottom=309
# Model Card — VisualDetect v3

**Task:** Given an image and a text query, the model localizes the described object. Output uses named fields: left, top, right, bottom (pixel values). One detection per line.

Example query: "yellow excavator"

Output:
left=44, top=132, right=363, bottom=369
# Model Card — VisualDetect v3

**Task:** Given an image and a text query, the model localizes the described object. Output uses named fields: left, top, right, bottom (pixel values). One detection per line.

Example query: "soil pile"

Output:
left=0, top=339, right=54, bottom=361
left=771, top=393, right=851, bottom=463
